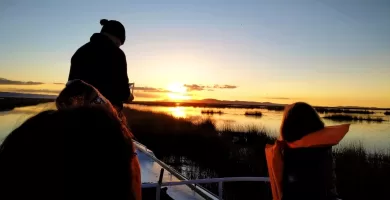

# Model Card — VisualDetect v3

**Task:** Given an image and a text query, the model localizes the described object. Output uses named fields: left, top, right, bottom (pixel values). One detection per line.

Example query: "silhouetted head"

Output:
left=100, top=19, right=126, bottom=46
left=56, top=79, right=128, bottom=124
left=56, top=79, right=111, bottom=109
left=280, top=102, right=325, bottom=142
left=0, top=106, right=141, bottom=200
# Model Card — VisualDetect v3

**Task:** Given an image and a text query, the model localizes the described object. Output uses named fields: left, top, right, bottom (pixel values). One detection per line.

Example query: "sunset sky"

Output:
left=0, top=0, right=389, bottom=107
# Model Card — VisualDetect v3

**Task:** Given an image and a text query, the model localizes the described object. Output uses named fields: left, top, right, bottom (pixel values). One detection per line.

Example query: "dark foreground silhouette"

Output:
left=0, top=106, right=141, bottom=200
left=68, top=19, right=130, bottom=109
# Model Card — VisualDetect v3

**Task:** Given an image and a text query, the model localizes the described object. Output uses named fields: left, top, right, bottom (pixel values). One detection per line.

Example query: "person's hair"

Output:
left=56, top=79, right=111, bottom=110
left=280, top=102, right=325, bottom=142
left=100, top=19, right=126, bottom=45
left=0, top=106, right=138, bottom=200
left=56, top=79, right=130, bottom=130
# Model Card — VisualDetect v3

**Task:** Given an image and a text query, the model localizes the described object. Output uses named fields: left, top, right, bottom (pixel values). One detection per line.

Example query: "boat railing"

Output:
left=142, top=176, right=270, bottom=200
left=134, top=140, right=270, bottom=200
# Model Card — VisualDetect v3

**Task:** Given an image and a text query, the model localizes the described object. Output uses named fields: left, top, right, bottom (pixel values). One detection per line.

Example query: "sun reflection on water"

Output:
left=168, top=107, right=187, bottom=118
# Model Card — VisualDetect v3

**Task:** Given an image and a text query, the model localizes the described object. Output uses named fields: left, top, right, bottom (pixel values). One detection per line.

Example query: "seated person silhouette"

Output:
left=56, top=79, right=128, bottom=126
left=266, top=102, right=350, bottom=200
left=0, top=106, right=141, bottom=200
left=55, top=79, right=174, bottom=200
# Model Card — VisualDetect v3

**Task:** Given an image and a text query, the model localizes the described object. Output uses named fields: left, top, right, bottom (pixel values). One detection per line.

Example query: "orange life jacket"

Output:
left=265, top=124, right=350, bottom=200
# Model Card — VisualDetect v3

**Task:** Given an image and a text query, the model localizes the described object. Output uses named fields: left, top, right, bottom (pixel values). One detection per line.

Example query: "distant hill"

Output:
left=0, top=91, right=388, bottom=110
left=0, top=92, right=57, bottom=99
left=132, top=98, right=287, bottom=109
left=187, top=99, right=285, bottom=106
left=187, top=99, right=389, bottom=110
left=0, top=77, right=43, bottom=85
left=140, top=99, right=389, bottom=110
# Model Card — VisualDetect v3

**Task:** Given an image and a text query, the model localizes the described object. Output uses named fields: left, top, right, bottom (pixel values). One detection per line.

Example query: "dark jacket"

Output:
left=282, top=147, right=339, bottom=200
left=68, top=33, right=130, bottom=108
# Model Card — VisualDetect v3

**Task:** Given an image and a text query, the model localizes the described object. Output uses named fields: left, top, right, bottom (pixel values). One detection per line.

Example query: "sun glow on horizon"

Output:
left=167, top=83, right=186, bottom=93
left=167, top=83, right=191, bottom=101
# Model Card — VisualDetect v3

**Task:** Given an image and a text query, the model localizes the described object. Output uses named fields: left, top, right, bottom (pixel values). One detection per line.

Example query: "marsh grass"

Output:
left=124, top=107, right=390, bottom=200
left=333, top=142, right=390, bottom=200
left=265, top=106, right=285, bottom=111
left=316, top=108, right=374, bottom=114
left=201, top=110, right=224, bottom=115
left=244, top=111, right=263, bottom=117
left=324, top=114, right=385, bottom=122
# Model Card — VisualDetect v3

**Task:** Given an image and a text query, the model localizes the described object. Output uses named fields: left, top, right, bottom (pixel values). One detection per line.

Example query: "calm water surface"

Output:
left=1, top=103, right=389, bottom=152
left=128, top=104, right=390, bottom=152
left=0, top=103, right=56, bottom=141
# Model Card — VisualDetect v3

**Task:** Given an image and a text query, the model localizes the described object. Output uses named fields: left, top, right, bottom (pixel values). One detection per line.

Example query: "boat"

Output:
left=135, top=140, right=270, bottom=200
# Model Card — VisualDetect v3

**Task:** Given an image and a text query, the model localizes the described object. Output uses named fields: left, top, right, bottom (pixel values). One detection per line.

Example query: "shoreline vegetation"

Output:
left=123, top=108, right=390, bottom=200
left=128, top=101, right=390, bottom=111
left=324, top=114, right=386, bottom=122
left=201, top=110, right=224, bottom=115
left=244, top=111, right=263, bottom=117
left=316, top=108, right=374, bottom=114
left=0, top=97, right=54, bottom=112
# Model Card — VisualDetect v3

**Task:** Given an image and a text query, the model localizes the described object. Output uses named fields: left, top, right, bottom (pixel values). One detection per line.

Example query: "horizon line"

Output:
left=1, top=91, right=389, bottom=110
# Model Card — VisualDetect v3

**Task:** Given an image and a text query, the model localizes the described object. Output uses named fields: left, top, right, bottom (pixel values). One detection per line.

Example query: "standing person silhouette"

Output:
left=68, top=19, right=133, bottom=112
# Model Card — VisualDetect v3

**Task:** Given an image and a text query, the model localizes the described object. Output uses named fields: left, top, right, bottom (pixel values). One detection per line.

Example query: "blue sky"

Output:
left=0, top=0, right=389, bottom=107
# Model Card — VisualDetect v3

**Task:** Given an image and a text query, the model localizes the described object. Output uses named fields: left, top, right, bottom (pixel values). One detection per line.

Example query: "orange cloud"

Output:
left=133, top=91, right=161, bottom=98
left=2, top=88, right=61, bottom=94
left=134, top=86, right=170, bottom=93
left=184, top=84, right=238, bottom=91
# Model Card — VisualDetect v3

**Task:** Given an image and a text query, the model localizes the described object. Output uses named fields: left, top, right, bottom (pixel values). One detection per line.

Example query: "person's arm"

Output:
left=118, top=51, right=131, bottom=103
left=68, top=51, right=81, bottom=81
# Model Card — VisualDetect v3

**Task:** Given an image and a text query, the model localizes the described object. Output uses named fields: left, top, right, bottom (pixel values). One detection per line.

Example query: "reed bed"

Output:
left=123, top=108, right=390, bottom=200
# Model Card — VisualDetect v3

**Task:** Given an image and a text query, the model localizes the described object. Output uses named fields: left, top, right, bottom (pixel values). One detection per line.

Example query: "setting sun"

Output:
left=167, top=83, right=191, bottom=101
left=167, top=83, right=186, bottom=93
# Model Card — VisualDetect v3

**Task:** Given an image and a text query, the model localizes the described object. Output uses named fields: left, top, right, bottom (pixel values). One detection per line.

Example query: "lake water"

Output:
left=0, top=103, right=57, bottom=141
left=1, top=103, right=389, bottom=153
left=127, top=104, right=390, bottom=153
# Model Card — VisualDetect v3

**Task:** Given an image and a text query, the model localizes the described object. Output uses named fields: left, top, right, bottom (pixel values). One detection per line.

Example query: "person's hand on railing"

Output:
left=124, top=82, right=135, bottom=103
left=125, top=93, right=134, bottom=103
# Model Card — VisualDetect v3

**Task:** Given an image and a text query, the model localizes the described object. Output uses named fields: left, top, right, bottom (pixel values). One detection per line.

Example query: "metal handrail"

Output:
left=134, top=141, right=270, bottom=200
left=142, top=176, right=270, bottom=200
left=135, top=140, right=219, bottom=199
left=142, top=177, right=269, bottom=188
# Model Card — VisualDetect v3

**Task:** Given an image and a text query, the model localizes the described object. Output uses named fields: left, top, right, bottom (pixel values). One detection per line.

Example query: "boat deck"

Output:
left=136, top=142, right=216, bottom=200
